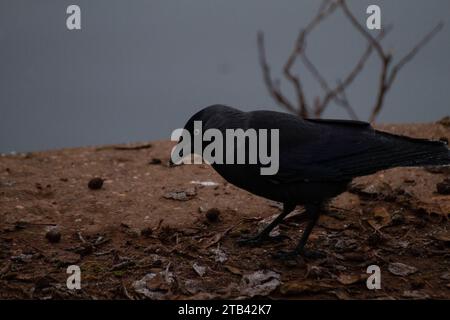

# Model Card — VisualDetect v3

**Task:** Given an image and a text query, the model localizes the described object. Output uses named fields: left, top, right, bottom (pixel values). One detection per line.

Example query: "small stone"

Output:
left=88, top=177, right=104, bottom=190
left=149, top=158, right=162, bottom=165
left=45, top=229, right=61, bottom=243
left=205, top=208, right=220, bottom=222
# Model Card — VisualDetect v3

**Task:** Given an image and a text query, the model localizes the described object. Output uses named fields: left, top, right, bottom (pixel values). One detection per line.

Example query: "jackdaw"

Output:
left=176, top=104, right=450, bottom=257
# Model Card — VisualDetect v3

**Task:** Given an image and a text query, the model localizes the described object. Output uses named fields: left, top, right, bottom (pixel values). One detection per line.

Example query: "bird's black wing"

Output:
left=247, top=113, right=448, bottom=183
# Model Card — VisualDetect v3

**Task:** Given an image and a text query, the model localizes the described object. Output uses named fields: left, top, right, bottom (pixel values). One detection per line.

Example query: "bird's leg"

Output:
left=273, top=204, right=325, bottom=259
left=238, top=203, right=296, bottom=246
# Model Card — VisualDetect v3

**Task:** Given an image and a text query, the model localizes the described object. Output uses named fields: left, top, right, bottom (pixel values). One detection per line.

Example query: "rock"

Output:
left=88, top=177, right=104, bottom=190
left=205, top=208, right=220, bottom=222
left=388, top=262, right=418, bottom=276
left=45, top=229, right=61, bottom=243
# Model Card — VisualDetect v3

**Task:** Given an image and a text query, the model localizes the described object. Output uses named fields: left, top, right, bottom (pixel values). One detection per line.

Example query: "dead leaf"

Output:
left=402, top=290, right=429, bottom=299
left=431, top=230, right=450, bottom=242
left=280, top=280, right=333, bottom=295
left=337, top=273, right=367, bottom=285
left=332, top=289, right=351, bottom=300
left=388, top=262, right=418, bottom=276
left=239, top=270, right=280, bottom=298
left=368, top=206, right=391, bottom=230
left=133, top=270, right=175, bottom=300
left=210, top=246, right=227, bottom=263
left=192, top=263, right=206, bottom=277
left=224, top=265, right=243, bottom=276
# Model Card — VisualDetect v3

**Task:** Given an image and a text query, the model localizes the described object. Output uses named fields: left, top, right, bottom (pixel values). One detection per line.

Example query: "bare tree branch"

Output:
left=258, top=0, right=443, bottom=122
left=257, top=32, right=297, bottom=114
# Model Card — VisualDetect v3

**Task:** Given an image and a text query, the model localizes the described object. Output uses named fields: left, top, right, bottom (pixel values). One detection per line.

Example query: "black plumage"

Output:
left=180, top=104, right=450, bottom=256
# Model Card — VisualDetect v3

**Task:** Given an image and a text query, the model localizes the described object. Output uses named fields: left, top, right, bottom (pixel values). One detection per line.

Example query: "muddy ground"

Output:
left=0, top=121, right=449, bottom=300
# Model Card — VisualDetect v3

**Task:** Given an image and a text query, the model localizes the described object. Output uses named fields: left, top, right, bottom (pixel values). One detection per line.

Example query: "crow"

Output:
left=178, top=104, right=450, bottom=257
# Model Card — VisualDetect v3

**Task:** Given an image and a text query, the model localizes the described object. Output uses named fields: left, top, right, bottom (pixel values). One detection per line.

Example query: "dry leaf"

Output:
left=368, top=206, right=391, bottom=230
left=280, top=280, right=333, bottom=295
left=224, top=265, right=243, bottom=275
left=337, top=273, right=367, bottom=285
left=239, top=270, right=280, bottom=298
left=192, top=263, right=206, bottom=277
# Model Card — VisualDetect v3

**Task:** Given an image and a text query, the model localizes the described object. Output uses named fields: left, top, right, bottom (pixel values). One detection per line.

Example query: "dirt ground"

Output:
left=0, top=121, right=449, bottom=300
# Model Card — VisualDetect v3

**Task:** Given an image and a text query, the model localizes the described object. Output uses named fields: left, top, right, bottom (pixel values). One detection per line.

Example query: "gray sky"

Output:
left=1, top=0, right=449, bottom=152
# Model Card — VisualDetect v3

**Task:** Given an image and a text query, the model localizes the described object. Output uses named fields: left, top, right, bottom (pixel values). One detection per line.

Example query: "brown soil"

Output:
left=0, top=122, right=449, bottom=299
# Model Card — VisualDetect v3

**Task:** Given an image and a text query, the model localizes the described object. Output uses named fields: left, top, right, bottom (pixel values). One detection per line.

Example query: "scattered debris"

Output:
left=402, top=290, right=430, bottom=299
left=163, top=189, right=196, bottom=201
left=431, top=230, right=450, bottom=243
left=239, top=270, right=280, bottom=298
left=88, top=177, right=104, bottom=190
left=132, top=268, right=175, bottom=300
left=111, top=260, right=135, bottom=271
left=11, top=254, right=33, bottom=263
left=368, top=206, right=392, bottom=230
left=190, top=180, right=219, bottom=187
left=224, top=265, right=243, bottom=276
left=280, top=280, right=333, bottom=295
left=192, top=263, right=206, bottom=277
left=210, top=246, right=228, bottom=263
left=388, top=262, right=418, bottom=276
left=337, top=273, right=367, bottom=285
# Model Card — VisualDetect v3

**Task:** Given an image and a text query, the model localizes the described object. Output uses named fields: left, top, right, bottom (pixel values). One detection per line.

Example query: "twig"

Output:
left=340, top=0, right=442, bottom=122
left=257, top=32, right=297, bottom=114
left=258, top=0, right=443, bottom=122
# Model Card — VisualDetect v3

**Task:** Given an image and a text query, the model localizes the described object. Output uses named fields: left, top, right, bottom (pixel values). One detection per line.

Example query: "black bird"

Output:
left=178, top=104, right=450, bottom=257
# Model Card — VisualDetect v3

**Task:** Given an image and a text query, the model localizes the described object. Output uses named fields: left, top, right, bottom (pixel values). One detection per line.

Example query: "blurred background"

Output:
left=1, top=0, right=449, bottom=152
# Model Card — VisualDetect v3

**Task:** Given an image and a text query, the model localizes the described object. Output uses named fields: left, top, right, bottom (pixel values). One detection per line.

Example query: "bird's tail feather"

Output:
left=375, top=130, right=450, bottom=168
